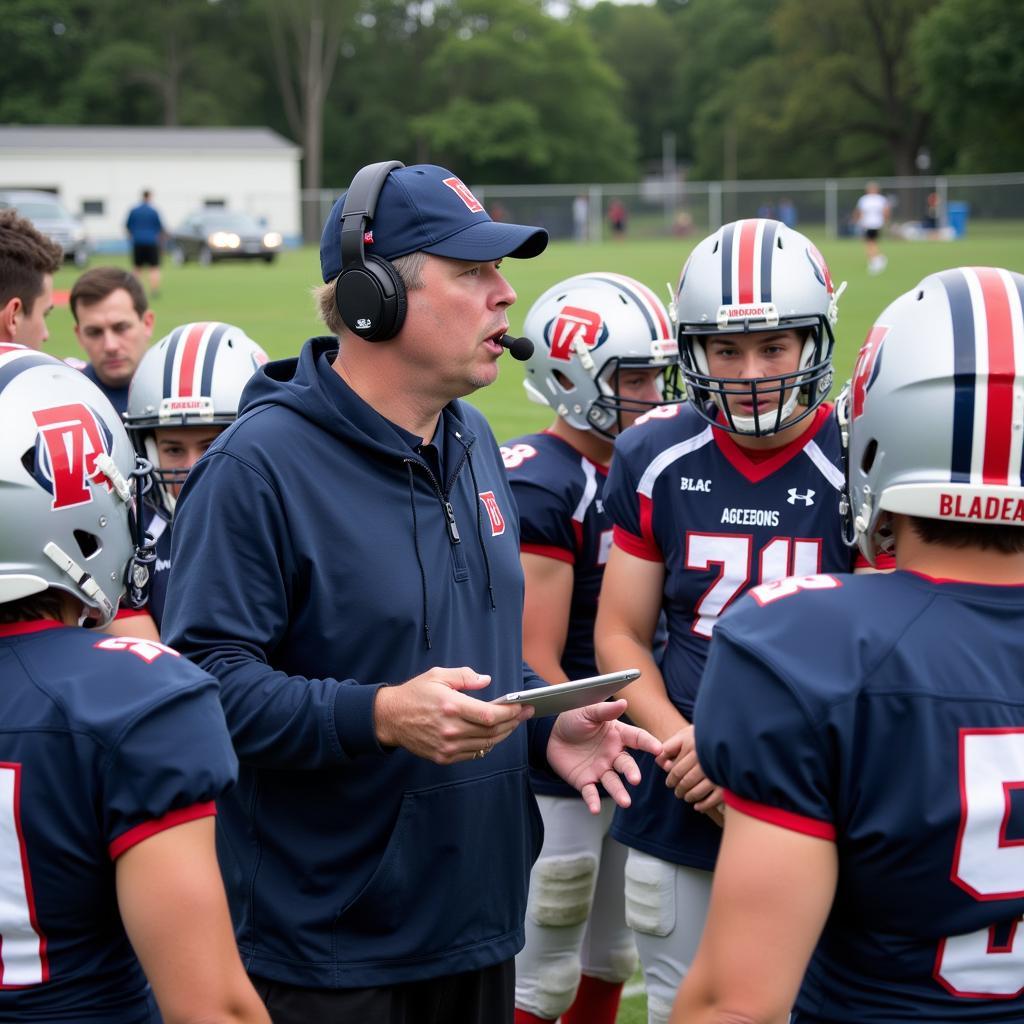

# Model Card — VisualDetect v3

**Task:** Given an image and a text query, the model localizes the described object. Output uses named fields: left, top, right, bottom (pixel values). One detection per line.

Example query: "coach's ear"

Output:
left=0, top=296, right=23, bottom=341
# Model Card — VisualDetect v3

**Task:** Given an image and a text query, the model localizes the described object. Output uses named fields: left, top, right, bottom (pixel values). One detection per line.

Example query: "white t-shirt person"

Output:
left=856, top=191, right=889, bottom=230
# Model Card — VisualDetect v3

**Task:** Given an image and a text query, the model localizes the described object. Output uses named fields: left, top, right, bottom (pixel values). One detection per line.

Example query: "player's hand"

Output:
left=547, top=700, right=662, bottom=814
left=373, top=666, right=531, bottom=764
left=660, top=725, right=726, bottom=826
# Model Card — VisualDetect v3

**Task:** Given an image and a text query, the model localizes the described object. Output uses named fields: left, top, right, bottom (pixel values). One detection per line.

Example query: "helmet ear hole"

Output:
left=21, top=448, right=34, bottom=475
left=861, top=439, right=878, bottom=475
left=74, top=530, right=101, bottom=559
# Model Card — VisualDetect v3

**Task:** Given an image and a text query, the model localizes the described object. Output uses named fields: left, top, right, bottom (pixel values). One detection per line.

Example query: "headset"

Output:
left=334, top=159, right=407, bottom=341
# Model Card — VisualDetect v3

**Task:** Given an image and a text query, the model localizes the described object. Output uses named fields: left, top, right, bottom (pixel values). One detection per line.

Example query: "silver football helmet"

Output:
left=125, top=322, right=267, bottom=515
left=675, top=218, right=844, bottom=436
left=843, top=266, right=1024, bottom=564
left=0, top=345, right=153, bottom=626
left=522, top=272, right=679, bottom=438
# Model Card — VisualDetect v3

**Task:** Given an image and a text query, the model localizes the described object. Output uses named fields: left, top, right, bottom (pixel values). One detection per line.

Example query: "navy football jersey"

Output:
left=604, top=400, right=858, bottom=868
left=0, top=621, right=237, bottom=1022
left=697, top=571, right=1024, bottom=1022
left=503, top=430, right=611, bottom=798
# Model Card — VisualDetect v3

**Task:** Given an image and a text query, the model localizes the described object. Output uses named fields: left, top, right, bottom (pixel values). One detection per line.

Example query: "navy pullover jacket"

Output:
left=162, top=337, right=554, bottom=988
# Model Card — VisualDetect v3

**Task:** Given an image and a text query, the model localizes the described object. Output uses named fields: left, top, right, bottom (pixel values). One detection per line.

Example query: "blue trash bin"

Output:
left=947, top=201, right=969, bottom=238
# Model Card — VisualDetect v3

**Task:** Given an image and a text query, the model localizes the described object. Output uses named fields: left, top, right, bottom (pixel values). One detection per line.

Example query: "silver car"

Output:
left=0, top=190, right=92, bottom=266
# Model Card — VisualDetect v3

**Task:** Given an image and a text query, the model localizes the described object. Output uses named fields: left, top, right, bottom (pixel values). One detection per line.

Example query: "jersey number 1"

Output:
left=0, top=763, right=48, bottom=986
left=935, top=729, right=1024, bottom=998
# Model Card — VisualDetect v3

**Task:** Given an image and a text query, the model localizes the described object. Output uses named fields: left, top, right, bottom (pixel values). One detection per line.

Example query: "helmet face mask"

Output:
left=0, top=346, right=154, bottom=627
left=845, top=267, right=1024, bottom=564
left=675, top=219, right=840, bottom=436
left=125, top=322, right=268, bottom=516
left=522, top=273, right=678, bottom=439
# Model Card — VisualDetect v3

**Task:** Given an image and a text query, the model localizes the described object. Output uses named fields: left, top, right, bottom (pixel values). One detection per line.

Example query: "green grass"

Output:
left=48, top=226, right=1024, bottom=446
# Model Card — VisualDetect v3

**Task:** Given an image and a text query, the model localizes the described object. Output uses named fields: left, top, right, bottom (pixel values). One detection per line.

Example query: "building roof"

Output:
left=0, top=125, right=300, bottom=154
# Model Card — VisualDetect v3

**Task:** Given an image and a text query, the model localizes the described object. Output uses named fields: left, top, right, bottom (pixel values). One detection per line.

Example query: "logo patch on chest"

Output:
left=680, top=477, right=712, bottom=492
left=478, top=490, right=506, bottom=536
left=786, top=488, right=815, bottom=506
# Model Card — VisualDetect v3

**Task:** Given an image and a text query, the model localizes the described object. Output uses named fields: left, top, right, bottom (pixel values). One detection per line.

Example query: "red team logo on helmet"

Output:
left=805, top=243, right=835, bottom=295
left=546, top=306, right=608, bottom=362
left=851, top=325, right=889, bottom=420
left=442, top=177, right=484, bottom=214
left=31, top=403, right=115, bottom=510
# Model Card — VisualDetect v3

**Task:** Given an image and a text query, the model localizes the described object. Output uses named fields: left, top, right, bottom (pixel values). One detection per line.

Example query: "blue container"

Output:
left=947, top=201, right=969, bottom=238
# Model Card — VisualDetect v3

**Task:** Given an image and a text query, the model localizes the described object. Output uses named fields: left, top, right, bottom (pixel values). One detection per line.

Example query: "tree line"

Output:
left=5, top=0, right=1022, bottom=195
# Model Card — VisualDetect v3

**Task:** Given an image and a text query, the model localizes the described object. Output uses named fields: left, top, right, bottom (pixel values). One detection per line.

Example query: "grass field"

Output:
left=45, top=227, right=1024, bottom=1024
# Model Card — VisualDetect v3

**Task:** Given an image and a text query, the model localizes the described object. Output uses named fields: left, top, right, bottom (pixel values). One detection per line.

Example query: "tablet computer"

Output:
left=492, top=669, right=641, bottom=717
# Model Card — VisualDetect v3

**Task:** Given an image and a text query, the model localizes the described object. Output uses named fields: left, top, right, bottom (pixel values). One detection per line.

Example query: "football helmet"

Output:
left=522, top=272, right=679, bottom=438
left=125, top=321, right=268, bottom=515
left=675, top=218, right=844, bottom=435
left=0, top=345, right=153, bottom=626
left=843, top=266, right=1024, bottom=564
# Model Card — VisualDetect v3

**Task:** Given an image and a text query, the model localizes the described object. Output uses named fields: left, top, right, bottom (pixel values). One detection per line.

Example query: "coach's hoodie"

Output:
left=162, top=337, right=554, bottom=988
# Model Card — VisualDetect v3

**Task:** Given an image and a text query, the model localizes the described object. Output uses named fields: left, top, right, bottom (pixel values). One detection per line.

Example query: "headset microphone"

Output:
left=499, top=334, right=534, bottom=361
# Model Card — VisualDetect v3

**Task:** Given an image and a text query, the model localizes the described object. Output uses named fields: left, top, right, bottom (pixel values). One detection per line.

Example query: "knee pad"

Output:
left=530, top=853, right=598, bottom=928
left=600, top=944, right=640, bottom=985
left=533, top=959, right=581, bottom=1019
left=624, top=853, right=676, bottom=938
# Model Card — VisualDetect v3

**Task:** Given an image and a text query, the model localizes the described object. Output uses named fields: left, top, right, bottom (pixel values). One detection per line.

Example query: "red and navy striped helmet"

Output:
left=675, top=218, right=842, bottom=435
left=125, top=322, right=268, bottom=515
left=521, top=272, right=678, bottom=438
left=847, top=267, right=1024, bottom=564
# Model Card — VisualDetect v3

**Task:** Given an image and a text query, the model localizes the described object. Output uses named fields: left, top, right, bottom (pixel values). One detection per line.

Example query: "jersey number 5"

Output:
left=935, top=729, right=1024, bottom=998
left=0, top=763, right=48, bottom=987
left=685, top=532, right=822, bottom=637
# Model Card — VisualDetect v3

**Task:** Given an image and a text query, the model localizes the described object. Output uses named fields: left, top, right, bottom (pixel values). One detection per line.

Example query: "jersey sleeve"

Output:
left=695, top=626, right=836, bottom=840
left=509, top=477, right=577, bottom=562
left=102, top=681, right=238, bottom=859
left=604, top=442, right=661, bottom=561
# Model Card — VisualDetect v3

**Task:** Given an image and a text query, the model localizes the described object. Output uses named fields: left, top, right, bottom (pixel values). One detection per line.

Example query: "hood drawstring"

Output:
left=466, top=452, right=496, bottom=611
left=405, top=461, right=432, bottom=649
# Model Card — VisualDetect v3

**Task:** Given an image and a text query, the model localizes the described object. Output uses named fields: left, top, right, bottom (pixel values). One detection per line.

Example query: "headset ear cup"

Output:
left=335, top=257, right=407, bottom=342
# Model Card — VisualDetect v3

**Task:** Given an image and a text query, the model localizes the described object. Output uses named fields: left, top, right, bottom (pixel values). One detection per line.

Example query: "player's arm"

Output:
left=116, top=817, right=270, bottom=1024
left=104, top=609, right=161, bottom=641
left=595, top=543, right=686, bottom=741
left=521, top=551, right=573, bottom=685
left=670, top=807, right=837, bottom=1024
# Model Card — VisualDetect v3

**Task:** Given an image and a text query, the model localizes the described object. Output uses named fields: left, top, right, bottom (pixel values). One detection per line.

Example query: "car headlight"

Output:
left=209, top=232, right=241, bottom=249
left=263, top=232, right=283, bottom=248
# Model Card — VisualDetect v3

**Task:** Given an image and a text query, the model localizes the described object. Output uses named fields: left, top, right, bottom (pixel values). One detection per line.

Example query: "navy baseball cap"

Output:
left=320, top=164, right=548, bottom=283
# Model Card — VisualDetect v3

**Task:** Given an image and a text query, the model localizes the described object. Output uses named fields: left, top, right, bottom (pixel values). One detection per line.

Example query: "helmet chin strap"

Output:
left=144, top=435, right=177, bottom=515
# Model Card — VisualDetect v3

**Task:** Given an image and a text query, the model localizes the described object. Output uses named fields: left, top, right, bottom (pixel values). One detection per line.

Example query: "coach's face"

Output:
left=397, top=254, right=516, bottom=400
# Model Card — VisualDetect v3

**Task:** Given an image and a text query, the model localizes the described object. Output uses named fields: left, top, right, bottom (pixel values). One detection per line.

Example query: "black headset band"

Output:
left=339, top=160, right=405, bottom=269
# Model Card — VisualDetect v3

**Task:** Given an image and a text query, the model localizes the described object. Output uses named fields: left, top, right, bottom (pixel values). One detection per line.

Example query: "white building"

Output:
left=0, top=125, right=302, bottom=249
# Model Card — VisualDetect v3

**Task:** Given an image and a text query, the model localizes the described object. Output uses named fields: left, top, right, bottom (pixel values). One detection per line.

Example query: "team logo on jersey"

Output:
left=546, top=306, right=609, bottom=362
left=94, top=636, right=180, bottom=662
left=805, top=243, right=835, bottom=294
left=681, top=477, right=712, bottom=492
left=478, top=491, right=506, bottom=535
left=500, top=442, right=538, bottom=470
left=851, top=324, right=889, bottom=420
left=31, top=402, right=115, bottom=510
left=442, top=177, right=484, bottom=213
left=787, top=488, right=815, bottom=506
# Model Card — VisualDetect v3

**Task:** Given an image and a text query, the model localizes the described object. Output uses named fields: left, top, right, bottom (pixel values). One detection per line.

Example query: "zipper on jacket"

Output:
left=403, top=456, right=470, bottom=581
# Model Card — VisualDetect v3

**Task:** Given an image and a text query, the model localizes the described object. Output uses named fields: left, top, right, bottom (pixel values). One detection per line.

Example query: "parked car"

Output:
left=170, top=210, right=283, bottom=265
left=0, top=190, right=92, bottom=266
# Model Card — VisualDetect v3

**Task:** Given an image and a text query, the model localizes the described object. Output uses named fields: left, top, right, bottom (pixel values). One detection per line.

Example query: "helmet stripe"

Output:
left=176, top=322, right=209, bottom=398
left=199, top=322, right=231, bottom=398
left=736, top=219, right=759, bottom=304
left=0, top=351, right=56, bottom=397
left=584, top=274, right=665, bottom=340
left=720, top=222, right=736, bottom=305
left=975, top=267, right=1018, bottom=485
left=760, top=220, right=777, bottom=303
left=940, top=269, right=978, bottom=483
left=161, top=324, right=188, bottom=399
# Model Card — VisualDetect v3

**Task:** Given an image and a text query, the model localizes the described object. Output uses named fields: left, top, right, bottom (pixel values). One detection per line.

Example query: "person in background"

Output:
left=68, top=266, right=155, bottom=416
left=852, top=181, right=890, bottom=274
left=0, top=207, right=62, bottom=349
left=506, top=272, right=677, bottom=1024
left=674, top=266, right=1024, bottom=1023
left=126, top=189, right=165, bottom=297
